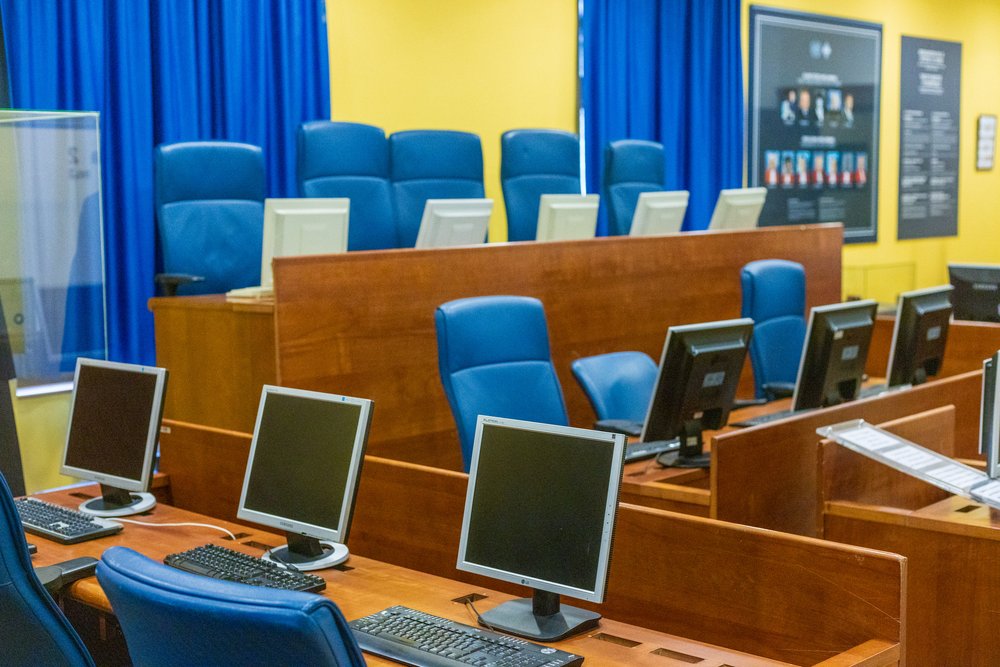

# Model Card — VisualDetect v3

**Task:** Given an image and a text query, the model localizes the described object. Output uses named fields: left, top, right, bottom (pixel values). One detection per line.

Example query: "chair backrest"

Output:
left=0, top=472, right=94, bottom=666
left=741, top=259, right=808, bottom=398
left=435, top=296, right=568, bottom=470
left=500, top=129, right=581, bottom=242
left=96, top=546, right=365, bottom=667
left=296, top=121, right=398, bottom=251
left=155, top=141, right=265, bottom=295
left=389, top=130, right=485, bottom=247
left=571, top=351, right=658, bottom=423
left=603, top=139, right=666, bottom=236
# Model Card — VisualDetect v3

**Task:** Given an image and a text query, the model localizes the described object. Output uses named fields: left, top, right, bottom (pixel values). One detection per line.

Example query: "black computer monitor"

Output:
left=980, top=351, right=1000, bottom=479
left=641, top=318, right=754, bottom=469
left=792, top=300, right=878, bottom=412
left=886, top=285, right=953, bottom=388
left=456, top=416, right=625, bottom=642
left=60, top=358, right=168, bottom=517
left=949, top=263, right=1000, bottom=323
left=237, top=385, right=373, bottom=571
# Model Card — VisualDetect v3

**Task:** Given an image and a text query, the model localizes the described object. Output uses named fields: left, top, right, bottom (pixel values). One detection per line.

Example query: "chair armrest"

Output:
left=762, top=382, right=795, bottom=401
left=155, top=273, right=205, bottom=297
left=35, top=556, right=99, bottom=595
left=594, top=419, right=643, bottom=437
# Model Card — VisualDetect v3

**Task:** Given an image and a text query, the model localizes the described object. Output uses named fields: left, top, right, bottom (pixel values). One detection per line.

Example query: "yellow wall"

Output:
left=743, top=0, right=1000, bottom=303
left=326, top=0, right=579, bottom=242
left=8, top=382, right=76, bottom=494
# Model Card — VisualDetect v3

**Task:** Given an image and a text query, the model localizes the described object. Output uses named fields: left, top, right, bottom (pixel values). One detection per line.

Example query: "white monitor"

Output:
left=237, top=385, right=373, bottom=570
left=261, top=198, right=350, bottom=288
left=629, top=190, right=689, bottom=236
left=414, top=199, right=493, bottom=249
left=980, top=351, right=1000, bottom=479
left=535, top=194, right=600, bottom=242
left=707, top=187, right=767, bottom=231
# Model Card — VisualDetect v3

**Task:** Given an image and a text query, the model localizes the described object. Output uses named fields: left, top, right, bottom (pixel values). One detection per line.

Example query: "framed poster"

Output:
left=749, top=6, right=882, bottom=243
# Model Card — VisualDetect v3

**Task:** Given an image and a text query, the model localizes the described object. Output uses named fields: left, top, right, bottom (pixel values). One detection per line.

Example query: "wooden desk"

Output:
left=152, top=224, right=843, bottom=470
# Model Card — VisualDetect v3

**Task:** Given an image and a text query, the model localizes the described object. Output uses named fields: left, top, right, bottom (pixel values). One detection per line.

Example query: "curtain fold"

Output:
left=582, top=0, right=744, bottom=233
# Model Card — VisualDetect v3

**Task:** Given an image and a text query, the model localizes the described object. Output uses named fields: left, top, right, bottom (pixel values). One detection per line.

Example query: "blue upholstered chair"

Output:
left=97, top=546, right=366, bottom=667
left=435, top=296, right=568, bottom=470
left=297, top=120, right=397, bottom=251
left=154, top=141, right=265, bottom=295
left=0, top=472, right=95, bottom=667
left=389, top=130, right=485, bottom=247
left=500, top=129, right=581, bottom=242
left=603, top=140, right=666, bottom=236
left=741, top=259, right=807, bottom=400
left=571, top=351, right=658, bottom=426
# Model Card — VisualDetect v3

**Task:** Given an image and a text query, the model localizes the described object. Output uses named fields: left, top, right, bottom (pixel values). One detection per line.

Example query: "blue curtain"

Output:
left=581, top=0, right=744, bottom=233
left=0, top=0, right=330, bottom=364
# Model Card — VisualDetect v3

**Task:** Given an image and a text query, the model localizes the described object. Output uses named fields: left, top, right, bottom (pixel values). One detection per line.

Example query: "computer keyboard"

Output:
left=731, top=408, right=813, bottom=428
left=164, top=543, right=326, bottom=593
left=624, top=438, right=679, bottom=463
left=15, top=497, right=123, bottom=545
left=351, top=605, right=583, bottom=667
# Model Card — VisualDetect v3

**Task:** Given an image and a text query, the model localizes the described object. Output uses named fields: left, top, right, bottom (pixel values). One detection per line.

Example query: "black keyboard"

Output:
left=624, top=438, right=679, bottom=463
left=351, top=606, right=583, bottom=667
left=164, top=544, right=326, bottom=593
left=731, top=408, right=813, bottom=428
left=15, top=497, right=123, bottom=545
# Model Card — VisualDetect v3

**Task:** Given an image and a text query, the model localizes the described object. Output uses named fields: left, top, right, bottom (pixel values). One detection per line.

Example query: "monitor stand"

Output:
left=79, top=483, right=156, bottom=517
left=657, top=422, right=710, bottom=468
left=477, top=589, right=600, bottom=642
left=263, top=532, right=348, bottom=571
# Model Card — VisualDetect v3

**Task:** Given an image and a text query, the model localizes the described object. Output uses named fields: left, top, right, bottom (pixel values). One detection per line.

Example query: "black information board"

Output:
left=898, top=36, right=961, bottom=240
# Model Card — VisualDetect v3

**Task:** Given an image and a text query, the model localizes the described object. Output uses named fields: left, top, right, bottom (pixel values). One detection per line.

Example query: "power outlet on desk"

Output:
left=451, top=593, right=488, bottom=605
left=222, top=532, right=252, bottom=541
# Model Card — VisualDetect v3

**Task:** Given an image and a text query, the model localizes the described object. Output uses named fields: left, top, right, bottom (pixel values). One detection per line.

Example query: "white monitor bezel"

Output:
left=981, top=352, right=1000, bottom=478
left=535, top=194, right=600, bottom=242
left=456, top=415, right=625, bottom=603
left=629, top=190, right=689, bottom=237
left=59, top=358, right=167, bottom=493
left=261, top=198, right=350, bottom=288
left=707, top=187, right=767, bottom=231
left=414, top=198, right=493, bottom=249
left=236, top=385, right=372, bottom=545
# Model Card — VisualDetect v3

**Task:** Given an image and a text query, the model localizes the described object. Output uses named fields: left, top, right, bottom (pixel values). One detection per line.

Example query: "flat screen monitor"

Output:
left=414, top=198, right=493, bottom=249
left=457, top=416, right=624, bottom=642
left=535, top=194, right=599, bottom=242
left=792, top=300, right=878, bottom=412
left=237, top=385, right=373, bottom=570
left=60, top=358, right=168, bottom=517
left=641, top=319, right=754, bottom=468
left=980, top=351, right=1000, bottom=479
left=948, top=263, right=1000, bottom=323
left=886, top=285, right=953, bottom=388
left=707, top=187, right=767, bottom=231
left=629, top=190, right=689, bottom=236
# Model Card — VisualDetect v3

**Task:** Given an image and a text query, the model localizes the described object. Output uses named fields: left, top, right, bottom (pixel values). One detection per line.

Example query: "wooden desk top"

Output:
left=30, top=487, right=794, bottom=667
left=828, top=495, right=1000, bottom=542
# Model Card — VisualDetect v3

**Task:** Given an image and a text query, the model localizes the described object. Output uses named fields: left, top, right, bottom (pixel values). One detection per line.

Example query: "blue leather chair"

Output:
left=297, top=120, right=398, bottom=251
left=154, top=141, right=265, bottom=295
left=571, top=351, right=658, bottom=425
left=97, top=546, right=366, bottom=667
left=389, top=130, right=485, bottom=247
left=741, top=259, right=807, bottom=400
left=500, top=129, right=581, bottom=242
left=603, top=140, right=666, bottom=236
left=435, top=296, right=568, bottom=470
left=0, top=471, right=95, bottom=666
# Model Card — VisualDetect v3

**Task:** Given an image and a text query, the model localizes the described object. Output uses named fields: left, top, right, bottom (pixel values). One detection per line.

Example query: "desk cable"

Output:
left=113, top=519, right=237, bottom=541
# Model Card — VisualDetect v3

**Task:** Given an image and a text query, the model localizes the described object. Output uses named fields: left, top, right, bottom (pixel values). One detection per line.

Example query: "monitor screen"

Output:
left=535, top=194, right=599, bottom=241
left=414, top=198, right=493, bottom=249
left=981, top=351, right=1000, bottom=479
left=792, top=300, right=878, bottom=411
left=629, top=190, right=689, bottom=237
left=237, top=385, right=372, bottom=569
left=886, top=285, right=953, bottom=388
left=949, top=263, right=1000, bottom=323
left=707, top=187, right=767, bottom=231
left=641, top=319, right=753, bottom=467
left=261, top=198, right=350, bottom=288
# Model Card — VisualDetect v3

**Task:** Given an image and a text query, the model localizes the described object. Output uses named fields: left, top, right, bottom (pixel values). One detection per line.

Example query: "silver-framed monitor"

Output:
left=707, top=187, right=767, bottom=231
left=414, top=198, right=493, bottom=248
left=980, top=351, right=1000, bottom=479
left=237, top=385, right=373, bottom=570
left=457, top=416, right=625, bottom=642
left=535, top=194, right=599, bottom=241
left=629, top=190, right=689, bottom=236
left=60, top=358, right=168, bottom=517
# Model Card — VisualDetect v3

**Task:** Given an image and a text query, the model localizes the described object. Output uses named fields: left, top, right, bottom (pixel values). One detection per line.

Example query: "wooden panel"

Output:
left=273, top=225, right=843, bottom=470
left=150, top=296, right=276, bottom=432
left=867, top=315, right=1000, bottom=380
left=711, top=370, right=982, bottom=536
